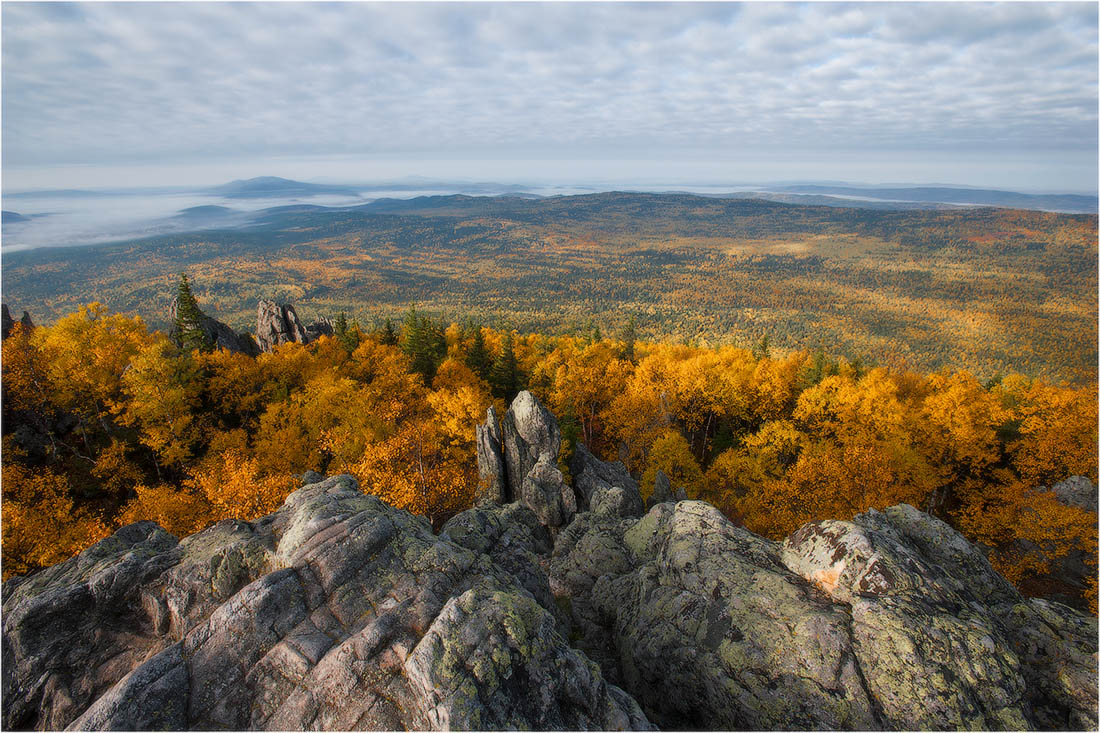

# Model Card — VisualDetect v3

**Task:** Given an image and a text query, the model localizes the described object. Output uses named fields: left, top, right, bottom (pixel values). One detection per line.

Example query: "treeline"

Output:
left=2, top=302, right=1096, bottom=611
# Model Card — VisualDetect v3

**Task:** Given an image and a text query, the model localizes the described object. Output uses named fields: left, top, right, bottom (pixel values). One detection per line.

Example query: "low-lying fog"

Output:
left=1, top=182, right=761, bottom=252
left=0, top=187, right=460, bottom=252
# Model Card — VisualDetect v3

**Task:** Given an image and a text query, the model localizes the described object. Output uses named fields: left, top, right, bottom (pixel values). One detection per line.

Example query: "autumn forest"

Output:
left=2, top=193, right=1098, bottom=613
left=2, top=280, right=1096, bottom=611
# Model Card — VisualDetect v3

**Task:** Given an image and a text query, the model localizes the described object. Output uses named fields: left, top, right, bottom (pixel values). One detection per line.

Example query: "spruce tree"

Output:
left=619, top=315, right=637, bottom=363
left=465, top=325, right=492, bottom=380
left=752, top=333, right=771, bottom=361
left=402, top=307, right=445, bottom=382
left=334, top=312, right=358, bottom=351
left=174, top=273, right=211, bottom=352
left=490, top=331, right=522, bottom=402
left=379, top=319, right=398, bottom=346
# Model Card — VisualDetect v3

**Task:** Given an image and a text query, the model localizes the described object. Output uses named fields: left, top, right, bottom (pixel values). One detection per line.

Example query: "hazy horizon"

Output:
left=3, top=3, right=1097, bottom=197
left=4, top=154, right=1097, bottom=198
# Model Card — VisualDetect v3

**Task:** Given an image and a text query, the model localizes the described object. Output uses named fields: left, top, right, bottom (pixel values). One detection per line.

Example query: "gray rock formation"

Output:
left=646, top=468, right=686, bottom=509
left=168, top=297, right=257, bottom=354
left=551, top=500, right=1098, bottom=731
left=255, top=299, right=310, bottom=352
left=1, top=305, right=34, bottom=339
left=1, top=304, right=13, bottom=339
left=1052, top=475, right=1097, bottom=513
left=501, top=390, right=562, bottom=496
left=520, top=456, right=577, bottom=531
left=304, top=316, right=334, bottom=342
left=571, top=442, right=644, bottom=516
left=3, top=396, right=1097, bottom=732
left=254, top=301, right=333, bottom=353
left=2, top=475, right=648, bottom=731
left=497, top=391, right=577, bottom=530
left=474, top=406, right=507, bottom=505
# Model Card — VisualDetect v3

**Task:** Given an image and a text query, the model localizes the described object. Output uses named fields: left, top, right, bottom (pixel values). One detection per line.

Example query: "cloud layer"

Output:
left=3, top=2, right=1096, bottom=173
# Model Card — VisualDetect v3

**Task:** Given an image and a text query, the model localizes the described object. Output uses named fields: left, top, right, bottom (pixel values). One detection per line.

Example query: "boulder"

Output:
left=571, top=442, right=644, bottom=516
left=998, top=598, right=1100, bottom=730
left=782, top=506, right=1030, bottom=729
left=1, top=304, right=13, bottom=339
left=1052, top=475, right=1097, bottom=513
left=474, top=406, right=507, bottom=505
left=646, top=468, right=686, bottom=509
left=255, top=300, right=312, bottom=353
left=2, top=475, right=647, bottom=731
left=520, top=455, right=576, bottom=531
left=439, top=502, right=555, bottom=617
left=550, top=499, right=1098, bottom=731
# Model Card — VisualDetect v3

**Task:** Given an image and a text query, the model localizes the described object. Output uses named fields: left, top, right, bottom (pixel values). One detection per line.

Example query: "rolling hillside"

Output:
left=3, top=192, right=1096, bottom=383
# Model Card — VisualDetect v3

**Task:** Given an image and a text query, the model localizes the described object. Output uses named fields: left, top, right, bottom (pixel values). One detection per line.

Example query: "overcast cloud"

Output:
left=2, top=2, right=1096, bottom=190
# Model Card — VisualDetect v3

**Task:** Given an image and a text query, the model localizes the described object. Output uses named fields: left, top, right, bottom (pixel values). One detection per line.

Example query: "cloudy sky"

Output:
left=3, top=2, right=1097, bottom=192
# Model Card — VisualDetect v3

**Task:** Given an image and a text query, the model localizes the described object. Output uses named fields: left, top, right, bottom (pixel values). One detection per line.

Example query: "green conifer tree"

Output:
left=379, top=319, right=398, bottom=346
left=174, top=273, right=211, bottom=352
left=334, top=312, right=358, bottom=352
left=402, top=307, right=445, bottom=382
left=752, top=332, right=771, bottom=361
left=490, top=331, right=522, bottom=402
left=619, top=315, right=637, bottom=363
left=465, top=326, right=492, bottom=380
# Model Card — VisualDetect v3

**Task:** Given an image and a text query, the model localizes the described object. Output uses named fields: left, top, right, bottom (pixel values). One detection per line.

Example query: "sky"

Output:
left=2, top=2, right=1097, bottom=193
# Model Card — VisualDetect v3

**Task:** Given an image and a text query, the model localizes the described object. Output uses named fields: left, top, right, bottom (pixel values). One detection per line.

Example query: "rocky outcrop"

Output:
left=571, top=442, right=644, bottom=516
left=304, top=316, right=334, bottom=342
left=168, top=297, right=257, bottom=355
left=551, top=500, right=1098, bottom=731
left=256, top=299, right=309, bottom=352
left=474, top=406, right=506, bottom=505
left=1052, top=475, right=1097, bottom=513
left=646, top=468, right=686, bottom=509
left=256, top=300, right=331, bottom=353
left=501, top=391, right=562, bottom=495
left=2, top=475, right=648, bottom=731
left=3, top=398, right=1097, bottom=731
left=479, top=391, right=575, bottom=531
left=521, top=456, right=576, bottom=531
left=1, top=304, right=34, bottom=339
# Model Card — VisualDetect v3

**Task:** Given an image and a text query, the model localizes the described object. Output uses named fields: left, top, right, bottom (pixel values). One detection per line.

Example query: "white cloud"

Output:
left=1, top=2, right=1095, bottom=172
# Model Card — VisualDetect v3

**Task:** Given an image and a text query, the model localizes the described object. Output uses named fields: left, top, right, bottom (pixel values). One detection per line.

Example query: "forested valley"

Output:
left=3, top=287, right=1096, bottom=612
left=4, top=193, right=1097, bottom=385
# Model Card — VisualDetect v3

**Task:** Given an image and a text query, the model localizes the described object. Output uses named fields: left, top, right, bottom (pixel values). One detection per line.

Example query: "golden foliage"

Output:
left=1, top=459, right=109, bottom=579
left=2, top=302, right=1096, bottom=612
left=117, top=483, right=214, bottom=539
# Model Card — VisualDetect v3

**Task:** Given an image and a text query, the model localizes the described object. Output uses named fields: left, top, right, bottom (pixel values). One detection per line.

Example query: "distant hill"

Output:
left=206, top=176, right=361, bottom=199
left=2, top=211, right=30, bottom=224
left=173, top=205, right=238, bottom=220
left=775, top=185, right=1097, bottom=214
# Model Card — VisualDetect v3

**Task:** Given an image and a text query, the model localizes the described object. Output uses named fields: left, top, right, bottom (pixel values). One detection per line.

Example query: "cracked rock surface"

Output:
left=2, top=475, right=646, bottom=731
left=4, top=454, right=1097, bottom=730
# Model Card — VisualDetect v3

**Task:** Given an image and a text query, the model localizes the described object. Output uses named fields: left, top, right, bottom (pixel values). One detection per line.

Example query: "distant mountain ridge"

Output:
left=205, top=176, right=362, bottom=199
left=773, top=185, right=1097, bottom=213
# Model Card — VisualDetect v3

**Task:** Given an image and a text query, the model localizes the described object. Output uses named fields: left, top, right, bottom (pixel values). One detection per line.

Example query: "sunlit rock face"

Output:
left=255, top=299, right=335, bottom=353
